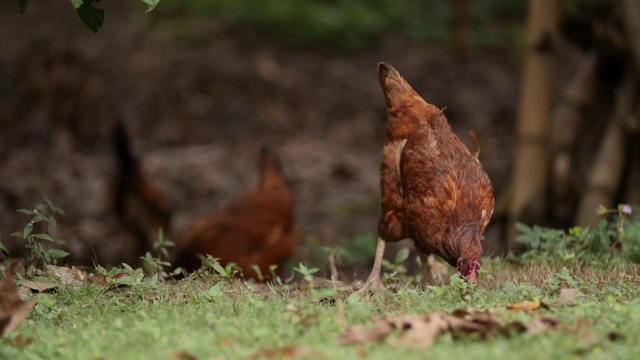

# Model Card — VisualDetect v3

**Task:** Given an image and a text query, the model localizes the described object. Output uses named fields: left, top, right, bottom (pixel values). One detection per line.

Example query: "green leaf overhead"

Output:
left=16, top=0, right=27, bottom=14
left=141, top=0, right=160, bottom=14
left=77, top=0, right=104, bottom=33
left=69, top=0, right=82, bottom=10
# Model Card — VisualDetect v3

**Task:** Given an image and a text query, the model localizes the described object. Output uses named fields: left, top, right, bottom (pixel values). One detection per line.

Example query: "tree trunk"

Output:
left=507, top=0, right=558, bottom=251
left=622, top=0, right=640, bottom=75
left=575, top=69, right=635, bottom=227
left=551, top=53, right=598, bottom=200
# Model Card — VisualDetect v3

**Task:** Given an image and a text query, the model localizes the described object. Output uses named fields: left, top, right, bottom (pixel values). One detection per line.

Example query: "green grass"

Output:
left=3, top=259, right=640, bottom=359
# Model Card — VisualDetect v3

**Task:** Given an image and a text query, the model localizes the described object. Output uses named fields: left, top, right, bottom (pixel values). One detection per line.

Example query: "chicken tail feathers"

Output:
left=378, top=62, right=416, bottom=109
left=377, top=62, right=444, bottom=135
left=112, top=121, right=139, bottom=177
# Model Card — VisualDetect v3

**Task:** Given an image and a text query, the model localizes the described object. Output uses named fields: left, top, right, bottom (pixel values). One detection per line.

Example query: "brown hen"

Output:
left=360, top=63, right=494, bottom=291
left=172, top=146, right=298, bottom=281
left=111, top=122, right=172, bottom=258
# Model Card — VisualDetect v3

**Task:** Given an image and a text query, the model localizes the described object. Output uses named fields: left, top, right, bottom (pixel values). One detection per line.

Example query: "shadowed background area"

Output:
left=0, top=0, right=637, bottom=277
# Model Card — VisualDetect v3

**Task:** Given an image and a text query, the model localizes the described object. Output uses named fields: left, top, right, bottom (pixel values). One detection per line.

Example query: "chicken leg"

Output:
left=357, top=236, right=386, bottom=294
left=419, top=253, right=434, bottom=286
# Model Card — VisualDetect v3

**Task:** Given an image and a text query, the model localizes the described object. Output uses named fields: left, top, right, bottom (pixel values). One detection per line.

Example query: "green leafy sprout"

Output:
left=10, top=197, right=69, bottom=272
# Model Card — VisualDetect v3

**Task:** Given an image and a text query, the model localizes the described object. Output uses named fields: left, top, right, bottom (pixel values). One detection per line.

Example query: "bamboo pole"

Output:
left=575, top=69, right=635, bottom=227
left=507, top=0, right=559, bottom=251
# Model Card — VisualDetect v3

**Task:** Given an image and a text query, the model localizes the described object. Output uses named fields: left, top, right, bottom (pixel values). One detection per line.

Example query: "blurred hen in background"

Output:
left=111, top=122, right=172, bottom=260
left=173, top=146, right=299, bottom=281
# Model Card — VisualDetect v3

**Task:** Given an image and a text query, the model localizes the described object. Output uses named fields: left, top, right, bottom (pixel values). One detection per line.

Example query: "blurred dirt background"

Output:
left=0, top=2, right=522, bottom=274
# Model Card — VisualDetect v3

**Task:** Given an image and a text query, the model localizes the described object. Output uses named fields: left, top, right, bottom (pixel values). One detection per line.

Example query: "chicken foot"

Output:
left=357, top=236, right=387, bottom=294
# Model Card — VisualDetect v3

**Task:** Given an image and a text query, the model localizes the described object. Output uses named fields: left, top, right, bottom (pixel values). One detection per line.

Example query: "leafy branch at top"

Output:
left=16, top=0, right=160, bottom=33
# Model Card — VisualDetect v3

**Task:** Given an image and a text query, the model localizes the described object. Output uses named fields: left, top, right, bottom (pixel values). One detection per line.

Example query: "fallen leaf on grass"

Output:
left=15, top=266, right=90, bottom=294
left=339, top=313, right=492, bottom=349
left=507, top=300, right=549, bottom=312
left=339, top=309, right=562, bottom=349
left=559, top=288, right=584, bottom=304
left=249, top=346, right=311, bottom=359
left=337, top=317, right=394, bottom=345
left=524, top=317, right=561, bottom=335
left=45, top=265, right=89, bottom=286
left=21, top=278, right=57, bottom=293
left=389, top=313, right=488, bottom=348
left=88, top=274, right=108, bottom=286
left=15, top=287, right=31, bottom=300
left=88, top=272, right=130, bottom=288
left=0, top=260, right=37, bottom=336
left=6, top=333, right=37, bottom=347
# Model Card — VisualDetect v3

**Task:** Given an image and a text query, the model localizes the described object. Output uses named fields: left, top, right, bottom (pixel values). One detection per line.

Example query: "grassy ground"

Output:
left=2, top=258, right=640, bottom=360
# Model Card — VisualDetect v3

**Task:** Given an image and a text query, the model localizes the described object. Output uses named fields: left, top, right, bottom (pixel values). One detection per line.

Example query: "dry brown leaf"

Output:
left=88, top=274, right=108, bottom=286
left=218, top=338, right=234, bottom=349
left=8, top=333, right=37, bottom=347
left=559, top=288, right=584, bottom=304
left=249, top=346, right=311, bottom=359
left=389, top=314, right=462, bottom=349
left=88, top=272, right=128, bottom=288
left=339, top=308, right=563, bottom=349
left=21, top=280, right=57, bottom=293
left=386, top=315, right=444, bottom=349
left=0, top=260, right=37, bottom=336
left=525, top=317, right=561, bottom=335
left=337, top=317, right=393, bottom=345
left=340, top=312, right=497, bottom=349
left=507, top=300, right=549, bottom=312
left=45, top=265, right=88, bottom=286
left=0, top=299, right=37, bottom=335
left=15, top=287, right=31, bottom=300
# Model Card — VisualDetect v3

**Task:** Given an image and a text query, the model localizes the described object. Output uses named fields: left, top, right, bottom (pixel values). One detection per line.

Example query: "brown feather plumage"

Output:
left=172, top=147, right=299, bottom=281
left=376, top=62, right=494, bottom=282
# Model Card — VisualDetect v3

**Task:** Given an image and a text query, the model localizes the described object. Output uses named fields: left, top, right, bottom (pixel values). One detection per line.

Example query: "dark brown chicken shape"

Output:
left=173, top=147, right=299, bottom=281
left=361, top=63, right=494, bottom=292
left=111, top=122, right=172, bottom=258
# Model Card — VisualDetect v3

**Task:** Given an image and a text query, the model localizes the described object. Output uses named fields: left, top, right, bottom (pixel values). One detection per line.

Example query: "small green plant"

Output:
left=94, top=263, right=153, bottom=289
left=334, top=234, right=378, bottom=266
left=381, top=247, right=410, bottom=283
left=200, top=255, right=242, bottom=280
left=115, top=263, right=146, bottom=287
left=448, top=272, right=473, bottom=292
left=546, top=267, right=585, bottom=296
left=293, top=263, right=319, bottom=284
left=11, top=197, right=69, bottom=271
left=512, top=204, right=640, bottom=265
left=199, top=283, right=224, bottom=302
left=140, top=228, right=181, bottom=279
left=250, top=265, right=264, bottom=282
